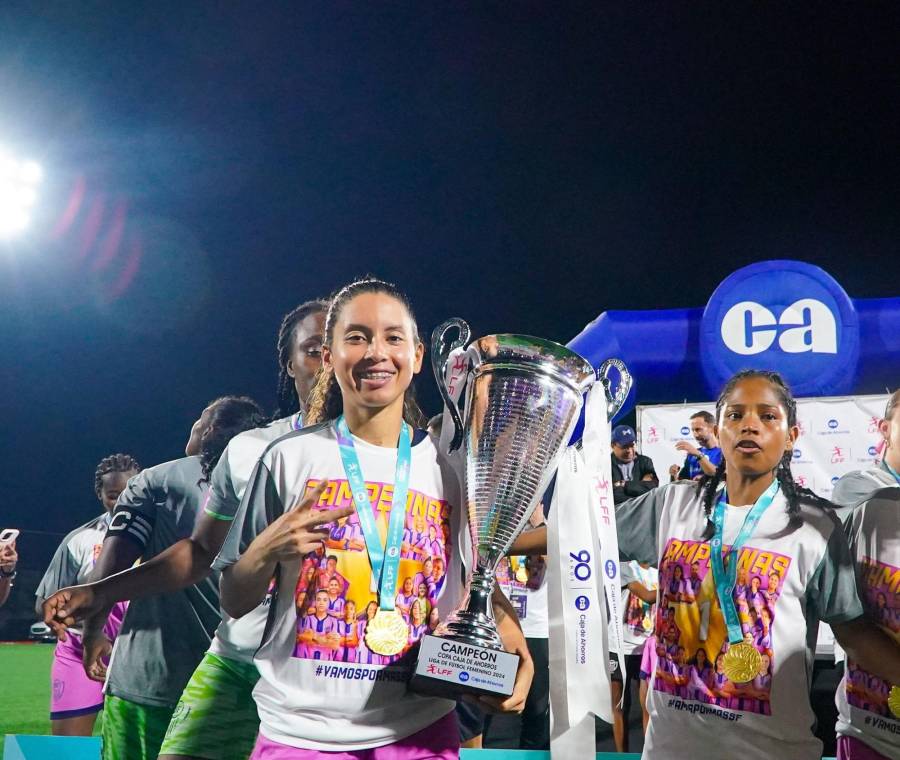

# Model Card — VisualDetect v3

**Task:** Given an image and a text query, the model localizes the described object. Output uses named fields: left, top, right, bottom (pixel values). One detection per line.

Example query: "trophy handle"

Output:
left=430, top=318, right=471, bottom=452
left=597, top=358, right=632, bottom=421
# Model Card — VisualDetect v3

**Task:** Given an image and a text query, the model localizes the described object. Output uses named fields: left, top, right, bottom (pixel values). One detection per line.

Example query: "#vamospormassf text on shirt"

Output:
left=216, top=422, right=466, bottom=752
left=835, top=484, right=900, bottom=760
left=205, top=412, right=301, bottom=663
left=616, top=481, right=863, bottom=760
left=104, top=456, right=221, bottom=708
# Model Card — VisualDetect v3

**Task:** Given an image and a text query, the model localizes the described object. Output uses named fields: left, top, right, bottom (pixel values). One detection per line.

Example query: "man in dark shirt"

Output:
left=610, top=425, right=659, bottom=504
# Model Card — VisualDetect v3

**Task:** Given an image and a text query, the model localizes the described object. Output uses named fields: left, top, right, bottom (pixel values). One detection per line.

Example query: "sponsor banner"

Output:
left=637, top=393, right=889, bottom=498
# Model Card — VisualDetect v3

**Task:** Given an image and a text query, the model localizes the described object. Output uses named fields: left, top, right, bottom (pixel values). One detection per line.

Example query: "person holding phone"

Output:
left=0, top=529, right=18, bottom=608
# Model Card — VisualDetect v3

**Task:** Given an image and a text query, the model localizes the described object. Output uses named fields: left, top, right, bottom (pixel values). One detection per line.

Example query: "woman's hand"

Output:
left=250, top=483, right=355, bottom=564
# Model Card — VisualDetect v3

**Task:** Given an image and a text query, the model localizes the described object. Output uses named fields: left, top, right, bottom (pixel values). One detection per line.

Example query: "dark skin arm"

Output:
left=833, top=617, right=900, bottom=685
left=626, top=580, right=658, bottom=604
left=43, top=514, right=231, bottom=636
left=508, top=525, right=547, bottom=556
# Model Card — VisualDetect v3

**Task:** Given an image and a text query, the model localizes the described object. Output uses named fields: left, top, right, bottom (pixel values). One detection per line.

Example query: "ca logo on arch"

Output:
left=719, top=299, right=837, bottom=356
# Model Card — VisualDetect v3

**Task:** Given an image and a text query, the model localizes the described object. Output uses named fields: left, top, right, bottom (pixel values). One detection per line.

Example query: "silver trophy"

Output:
left=413, top=319, right=631, bottom=697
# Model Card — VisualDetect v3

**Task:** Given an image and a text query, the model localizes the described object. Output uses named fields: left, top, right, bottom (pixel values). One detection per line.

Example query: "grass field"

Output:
left=1, top=642, right=54, bottom=752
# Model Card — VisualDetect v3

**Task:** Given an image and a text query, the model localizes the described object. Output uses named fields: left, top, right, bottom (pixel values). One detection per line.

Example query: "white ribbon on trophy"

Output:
left=548, top=381, right=620, bottom=757
left=581, top=380, right=627, bottom=698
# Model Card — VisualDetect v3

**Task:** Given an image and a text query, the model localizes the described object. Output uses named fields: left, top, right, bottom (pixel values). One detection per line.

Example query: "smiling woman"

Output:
left=306, top=278, right=427, bottom=432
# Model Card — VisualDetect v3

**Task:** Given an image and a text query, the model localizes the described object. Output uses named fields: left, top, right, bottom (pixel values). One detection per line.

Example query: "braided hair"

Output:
left=94, top=453, right=142, bottom=497
left=274, top=299, right=329, bottom=419
left=198, top=396, right=268, bottom=482
left=305, top=277, right=426, bottom=429
left=697, top=369, right=833, bottom=539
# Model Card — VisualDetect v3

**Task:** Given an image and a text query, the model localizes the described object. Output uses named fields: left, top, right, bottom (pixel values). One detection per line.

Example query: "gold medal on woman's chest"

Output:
left=888, top=685, right=900, bottom=719
left=365, top=608, right=408, bottom=656
left=722, top=641, right=761, bottom=683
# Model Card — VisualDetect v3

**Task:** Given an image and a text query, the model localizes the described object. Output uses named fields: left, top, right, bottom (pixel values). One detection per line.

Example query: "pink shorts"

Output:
left=49, top=601, right=127, bottom=720
left=837, top=735, right=892, bottom=760
left=639, top=635, right=658, bottom=681
left=250, top=710, right=459, bottom=759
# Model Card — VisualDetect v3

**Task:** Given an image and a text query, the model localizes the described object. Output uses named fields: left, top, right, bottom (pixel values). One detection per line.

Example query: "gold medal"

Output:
left=888, top=685, right=900, bottom=719
left=365, top=608, right=408, bottom=656
left=642, top=615, right=653, bottom=632
left=722, top=641, right=761, bottom=683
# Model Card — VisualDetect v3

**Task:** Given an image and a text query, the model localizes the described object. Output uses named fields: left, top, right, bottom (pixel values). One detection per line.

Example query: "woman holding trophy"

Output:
left=218, top=277, right=533, bottom=759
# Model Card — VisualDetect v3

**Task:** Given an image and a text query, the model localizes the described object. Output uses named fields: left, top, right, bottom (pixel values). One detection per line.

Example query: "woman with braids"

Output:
left=44, top=300, right=327, bottom=760
left=35, top=453, right=141, bottom=736
left=218, top=276, right=532, bottom=758
left=44, top=396, right=265, bottom=760
left=615, top=369, right=900, bottom=760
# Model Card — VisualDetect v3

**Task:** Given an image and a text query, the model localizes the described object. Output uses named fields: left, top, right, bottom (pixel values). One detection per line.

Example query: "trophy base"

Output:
left=409, top=633, right=519, bottom=699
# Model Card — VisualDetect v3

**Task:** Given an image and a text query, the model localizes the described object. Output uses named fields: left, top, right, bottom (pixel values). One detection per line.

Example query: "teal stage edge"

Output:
left=2, top=738, right=839, bottom=760
left=2, top=736, right=101, bottom=760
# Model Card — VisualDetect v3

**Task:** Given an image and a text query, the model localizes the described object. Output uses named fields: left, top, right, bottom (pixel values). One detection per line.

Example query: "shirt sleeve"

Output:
left=615, top=485, right=667, bottom=566
left=106, top=469, right=158, bottom=550
left=35, top=531, right=81, bottom=600
left=620, top=561, right=638, bottom=587
left=213, top=459, right=284, bottom=570
left=204, top=446, right=241, bottom=522
left=806, top=513, right=864, bottom=625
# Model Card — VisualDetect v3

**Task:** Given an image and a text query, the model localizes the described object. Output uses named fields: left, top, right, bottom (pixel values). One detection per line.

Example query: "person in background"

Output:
left=616, top=369, right=900, bottom=760
left=832, top=389, right=900, bottom=519
left=610, top=560, right=658, bottom=752
left=42, top=299, right=328, bottom=760
left=35, top=454, right=141, bottom=736
left=0, top=534, right=19, bottom=608
left=834, top=477, right=899, bottom=759
left=669, top=411, right=723, bottom=482
left=46, top=396, right=266, bottom=760
left=611, top=424, right=659, bottom=504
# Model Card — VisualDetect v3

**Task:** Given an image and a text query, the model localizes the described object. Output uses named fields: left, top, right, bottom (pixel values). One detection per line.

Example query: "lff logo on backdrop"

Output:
left=700, top=261, right=860, bottom=398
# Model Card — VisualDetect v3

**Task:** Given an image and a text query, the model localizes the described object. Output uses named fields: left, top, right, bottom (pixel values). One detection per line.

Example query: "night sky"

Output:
left=1, top=4, right=899, bottom=578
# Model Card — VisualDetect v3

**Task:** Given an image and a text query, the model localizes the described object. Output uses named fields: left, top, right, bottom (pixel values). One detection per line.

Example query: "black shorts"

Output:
left=608, top=652, right=642, bottom=684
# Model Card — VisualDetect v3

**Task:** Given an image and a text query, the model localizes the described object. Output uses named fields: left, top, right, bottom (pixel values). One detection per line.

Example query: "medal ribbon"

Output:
left=710, top=479, right=779, bottom=644
left=334, top=415, right=411, bottom=612
left=884, top=461, right=900, bottom=485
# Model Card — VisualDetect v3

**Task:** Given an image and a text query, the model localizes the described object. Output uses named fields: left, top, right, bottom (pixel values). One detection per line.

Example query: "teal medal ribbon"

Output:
left=884, top=461, right=900, bottom=485
left=334, top=415, right=411, bottom=611
left=709, top=479, right=779, bottom=644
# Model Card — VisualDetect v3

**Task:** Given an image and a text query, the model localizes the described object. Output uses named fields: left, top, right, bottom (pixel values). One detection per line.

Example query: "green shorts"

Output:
left=159, top=651, right=260, bottom=760
left=102, top=694, right=175, bottom=760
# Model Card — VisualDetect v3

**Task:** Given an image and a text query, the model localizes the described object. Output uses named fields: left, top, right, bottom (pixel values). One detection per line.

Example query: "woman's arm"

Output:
left=833, top=617, right=900, bottom=685
left=221, top=484, right=353, bottom=618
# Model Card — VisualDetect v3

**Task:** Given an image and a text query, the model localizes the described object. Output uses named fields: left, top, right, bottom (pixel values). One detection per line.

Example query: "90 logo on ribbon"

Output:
left=569, top=550, right=592, bottom=581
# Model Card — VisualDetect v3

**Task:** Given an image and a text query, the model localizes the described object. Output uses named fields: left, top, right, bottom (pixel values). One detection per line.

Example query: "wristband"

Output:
left=0, top=566, right=16, bottom=579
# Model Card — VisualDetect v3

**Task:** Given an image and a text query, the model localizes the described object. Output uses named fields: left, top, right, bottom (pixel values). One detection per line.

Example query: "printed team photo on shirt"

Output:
left=625, top=564, right=657, bottom=636
left=495, top=555, right=546, bottom=622
left=845, top=556, right=899, bottom=718
left=292, top=475, right=451, bottom=665
left=653, top=537, right=791, bottom=716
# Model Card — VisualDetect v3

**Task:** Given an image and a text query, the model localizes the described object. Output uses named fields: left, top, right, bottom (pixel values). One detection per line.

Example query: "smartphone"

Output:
left=0, top=528, right=20, bottom=546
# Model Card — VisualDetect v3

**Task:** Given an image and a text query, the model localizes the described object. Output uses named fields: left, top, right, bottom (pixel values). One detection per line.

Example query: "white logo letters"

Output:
left=720, top=299, right=837, bottom=356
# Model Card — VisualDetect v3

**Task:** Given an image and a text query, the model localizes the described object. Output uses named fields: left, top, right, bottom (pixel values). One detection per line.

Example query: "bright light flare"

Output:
left=0, top=148, right=43, bottom=239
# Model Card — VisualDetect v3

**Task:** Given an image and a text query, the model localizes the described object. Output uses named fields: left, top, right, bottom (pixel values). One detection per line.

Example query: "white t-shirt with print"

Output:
left=207, top=413, right=300, bottom=663
left=619, top=561, right=659, bottom=656
left=496, top=554, right=548, bottom=639
left=616, top=482, right=863, bottom=760
left=217, top=422, right=465, bottom=752
left=835, top=485, right=900, bottom=760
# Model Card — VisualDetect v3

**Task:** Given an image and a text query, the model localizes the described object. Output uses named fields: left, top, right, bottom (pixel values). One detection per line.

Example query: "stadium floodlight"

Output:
left=0, top=147, right=43, bottom=239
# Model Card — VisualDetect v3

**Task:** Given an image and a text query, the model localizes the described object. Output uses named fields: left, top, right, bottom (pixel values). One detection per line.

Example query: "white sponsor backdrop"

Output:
left=636, top=393, right=889, bottom=659
left=636, top=393, right=889, bottom=496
